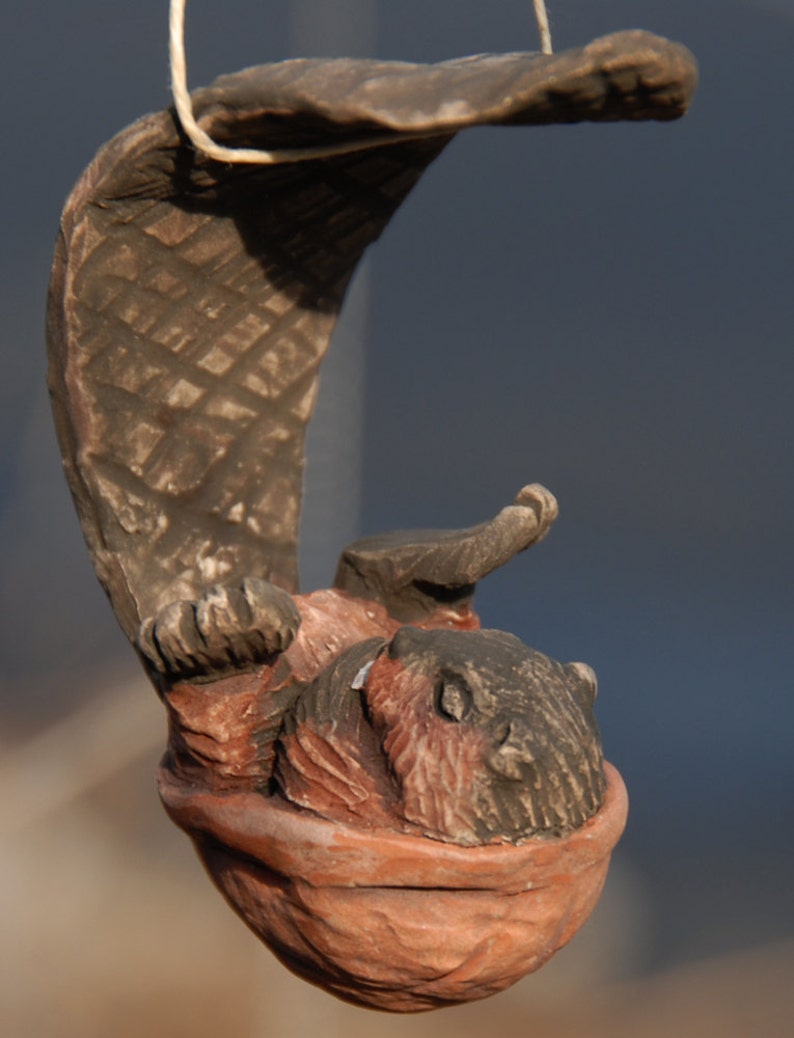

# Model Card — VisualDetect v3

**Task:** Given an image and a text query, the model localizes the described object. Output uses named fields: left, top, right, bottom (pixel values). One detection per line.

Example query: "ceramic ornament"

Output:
left=47, top=20, right=696, bottom=1012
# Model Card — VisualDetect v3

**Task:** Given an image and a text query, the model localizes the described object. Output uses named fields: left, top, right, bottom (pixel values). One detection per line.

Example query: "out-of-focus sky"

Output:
left=1, top=0, right=792, bottom=978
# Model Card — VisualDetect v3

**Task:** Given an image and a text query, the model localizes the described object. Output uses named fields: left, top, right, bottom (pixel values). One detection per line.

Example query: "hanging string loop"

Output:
left=533, top=1, right=553, bottom=55
left=169, top=0, right=554, bottom=166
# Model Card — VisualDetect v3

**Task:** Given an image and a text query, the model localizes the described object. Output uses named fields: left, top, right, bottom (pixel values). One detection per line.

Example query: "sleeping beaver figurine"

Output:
left=156, top=481, right=606, bottom=846
left=47, top=28, right=694, bottom=1010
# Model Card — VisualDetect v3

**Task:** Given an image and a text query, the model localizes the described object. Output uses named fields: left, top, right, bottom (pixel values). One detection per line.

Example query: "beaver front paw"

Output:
left=137, top=577, right=301, bottom=681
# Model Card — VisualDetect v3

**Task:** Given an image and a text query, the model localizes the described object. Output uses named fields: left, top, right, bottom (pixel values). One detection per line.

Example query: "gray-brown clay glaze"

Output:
left=48, top=30, right=696, bottom=1011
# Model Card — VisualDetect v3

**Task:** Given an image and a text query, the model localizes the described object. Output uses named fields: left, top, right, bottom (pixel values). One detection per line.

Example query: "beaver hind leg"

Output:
left=334, top=484, right=558, bottom=623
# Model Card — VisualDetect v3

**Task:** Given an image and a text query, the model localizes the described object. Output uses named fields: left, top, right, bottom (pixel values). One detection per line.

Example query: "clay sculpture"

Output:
left=47, top=29, right=696, bottom=1011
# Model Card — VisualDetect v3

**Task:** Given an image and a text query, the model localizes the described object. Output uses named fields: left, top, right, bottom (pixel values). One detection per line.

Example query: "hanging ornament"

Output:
left=47, top=0, right=696, bottom=1013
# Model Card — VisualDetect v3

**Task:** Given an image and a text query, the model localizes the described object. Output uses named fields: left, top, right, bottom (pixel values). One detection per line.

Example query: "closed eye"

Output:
left=437, top=678, right=473, bottom=722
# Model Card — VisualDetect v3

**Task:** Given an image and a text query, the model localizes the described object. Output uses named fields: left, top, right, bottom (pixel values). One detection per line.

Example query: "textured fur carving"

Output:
left=275, top=626, right=605, bottom=844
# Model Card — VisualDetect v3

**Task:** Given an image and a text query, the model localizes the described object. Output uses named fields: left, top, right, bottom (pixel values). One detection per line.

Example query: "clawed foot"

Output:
left=511, top=483, right=558, bottom=539
left=335, top=483, right=558, bottom=622
left=138, top=577, right=301, bottom=681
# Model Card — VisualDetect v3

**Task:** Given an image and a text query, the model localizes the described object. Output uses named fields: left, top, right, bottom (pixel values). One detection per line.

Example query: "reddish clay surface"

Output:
left=158, top=588, right=627, bottom=1010
left=162, top=588, right=480, bottom=795
left=160, top=760, right=627, bottom=1011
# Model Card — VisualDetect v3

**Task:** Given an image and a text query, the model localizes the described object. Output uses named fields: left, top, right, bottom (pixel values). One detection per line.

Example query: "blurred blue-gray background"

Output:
left=1, top=2, right=792, bottom=1033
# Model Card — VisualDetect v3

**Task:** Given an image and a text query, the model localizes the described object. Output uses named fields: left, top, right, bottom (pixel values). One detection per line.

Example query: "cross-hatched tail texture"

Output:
left=47, top=31, right=697, bottom=648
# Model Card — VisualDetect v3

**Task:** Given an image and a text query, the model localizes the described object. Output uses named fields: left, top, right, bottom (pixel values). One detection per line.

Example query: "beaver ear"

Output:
left=565, top=661, right=598, bottom=703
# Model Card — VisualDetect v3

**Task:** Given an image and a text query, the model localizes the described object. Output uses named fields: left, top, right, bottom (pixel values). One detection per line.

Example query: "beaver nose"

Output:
left=487, top=718, right=537, bottom=780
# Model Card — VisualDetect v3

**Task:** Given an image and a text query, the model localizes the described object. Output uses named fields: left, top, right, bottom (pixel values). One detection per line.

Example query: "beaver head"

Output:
left=362, top=627, right=605, bottom=845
